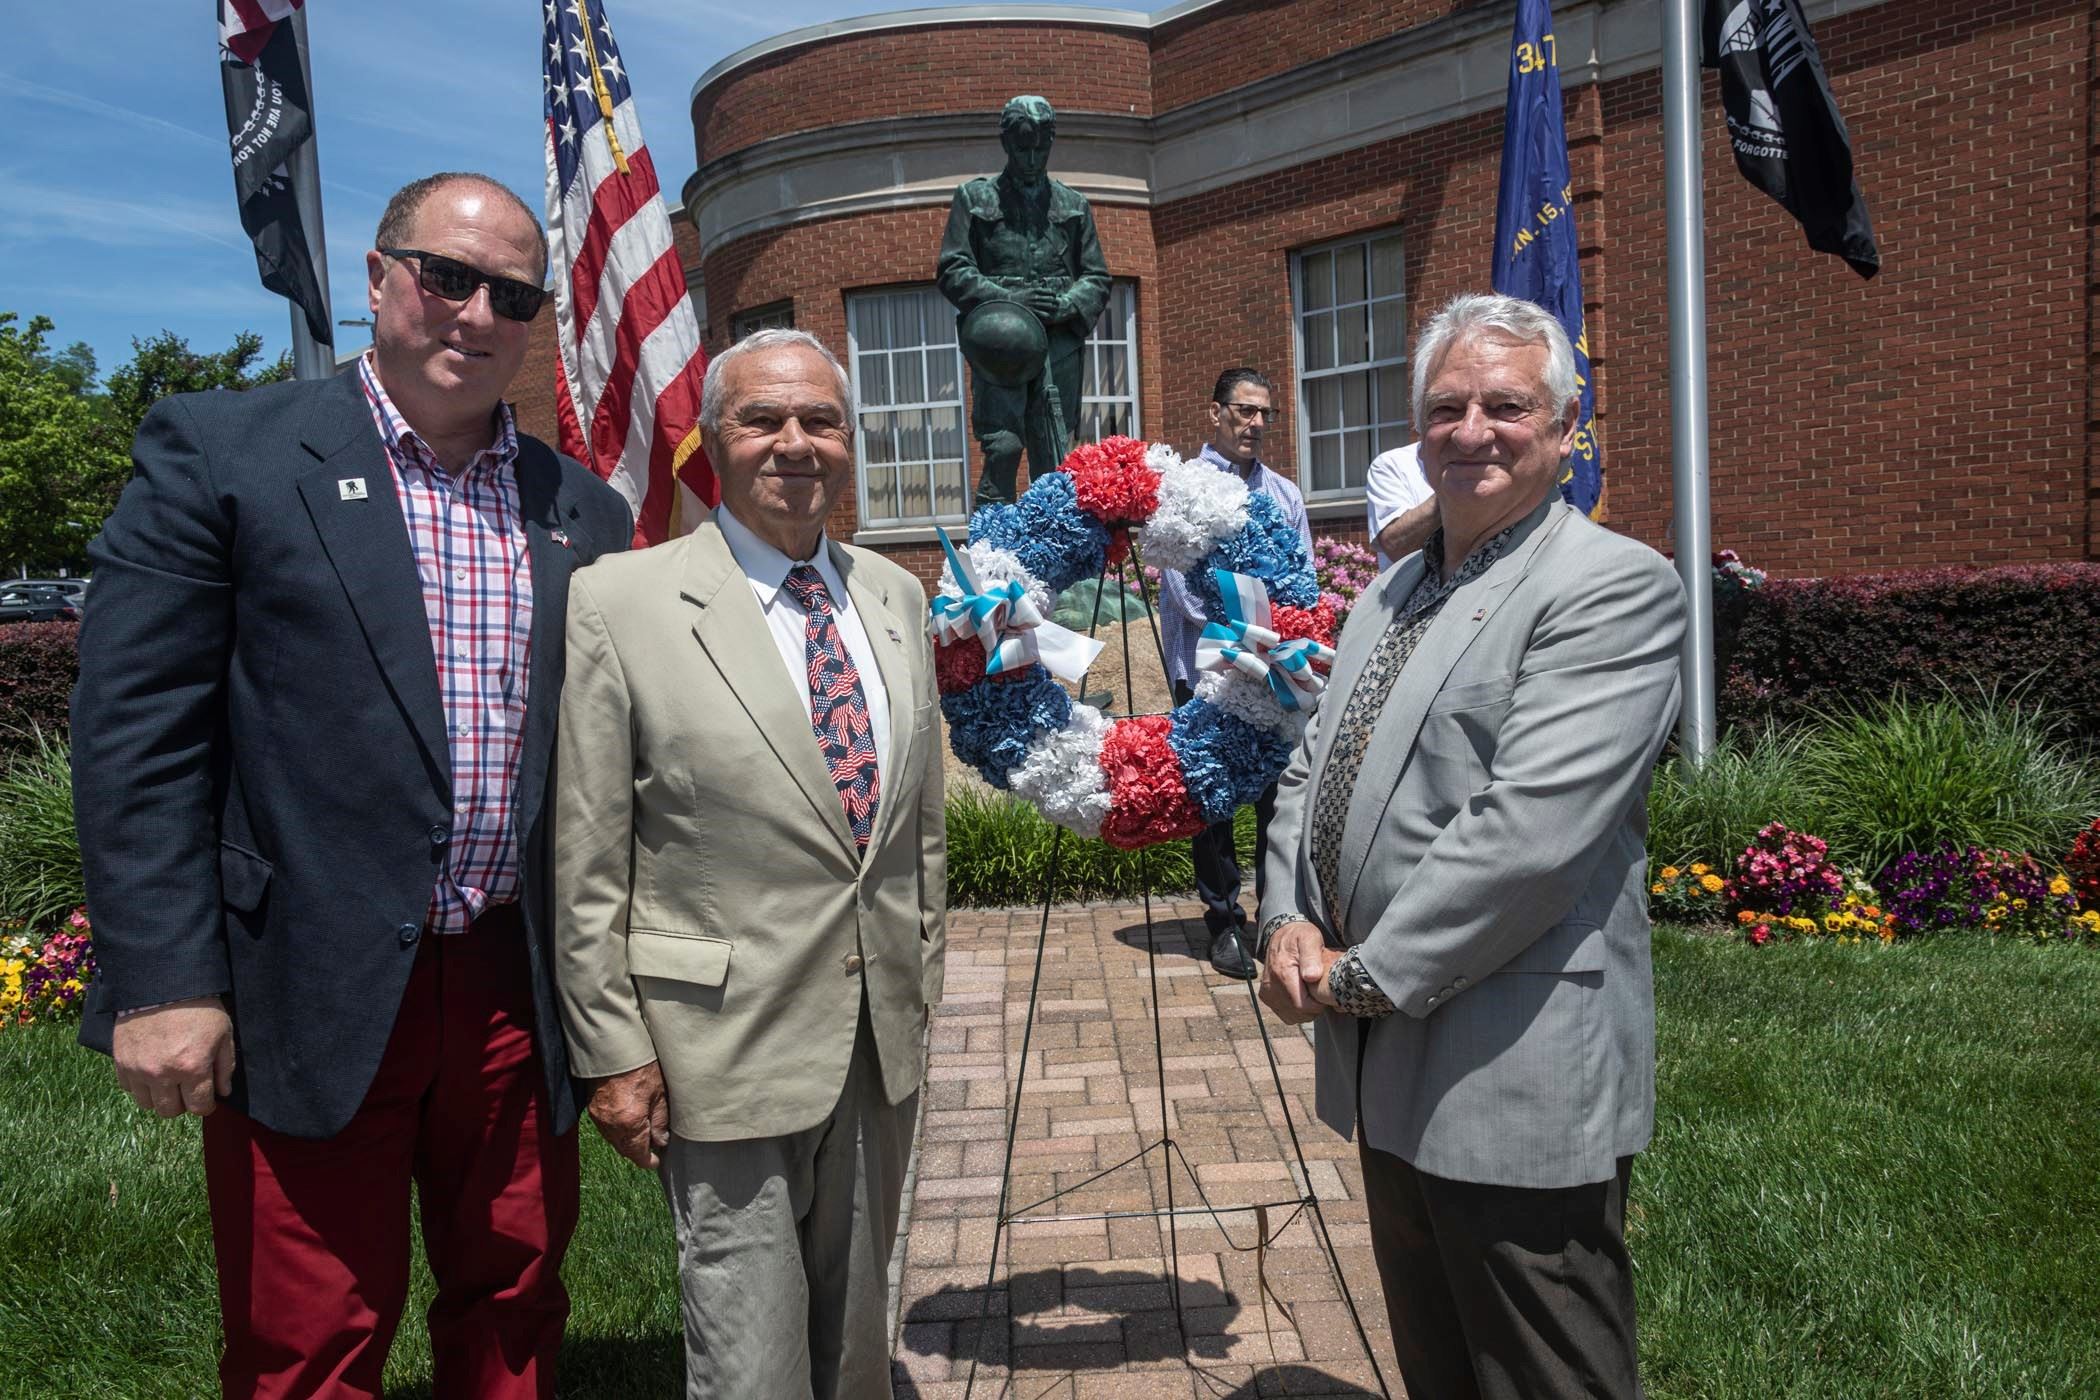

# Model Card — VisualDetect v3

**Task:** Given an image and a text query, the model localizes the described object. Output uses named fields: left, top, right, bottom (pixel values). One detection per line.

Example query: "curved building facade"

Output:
left=515, top=0, right=2100, bottom=584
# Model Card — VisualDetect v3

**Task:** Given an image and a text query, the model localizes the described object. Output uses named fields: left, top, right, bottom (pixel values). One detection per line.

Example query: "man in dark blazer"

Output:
left=71, top=172, right=632, bottom=1399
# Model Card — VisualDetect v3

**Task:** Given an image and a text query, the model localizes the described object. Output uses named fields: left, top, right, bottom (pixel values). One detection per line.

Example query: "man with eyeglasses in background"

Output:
left=71, top=171, right=631, bottom=1398
left=1157, top=368, right=1314, bottom=979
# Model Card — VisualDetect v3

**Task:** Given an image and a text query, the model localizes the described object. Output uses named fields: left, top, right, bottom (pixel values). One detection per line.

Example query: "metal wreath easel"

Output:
left=952, top=527, right=1391, bottom=1398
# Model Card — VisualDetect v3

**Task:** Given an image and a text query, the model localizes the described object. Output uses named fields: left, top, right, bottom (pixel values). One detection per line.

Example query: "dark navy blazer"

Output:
left=72, top=370, right=632, bottom=1139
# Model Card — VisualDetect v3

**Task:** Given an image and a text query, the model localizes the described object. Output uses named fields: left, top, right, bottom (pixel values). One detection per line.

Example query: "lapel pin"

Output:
left=885, top=626, right=903, bottom=643
left=549, top=528, right=572, bottom=548
left=1471, top=607, right=1487, bottom=621
left=337, top=478, right=367, bottom=502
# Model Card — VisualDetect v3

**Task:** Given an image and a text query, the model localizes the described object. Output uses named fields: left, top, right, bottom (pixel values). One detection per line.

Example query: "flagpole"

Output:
left=285, top=4, right=334, bottom=380
left=1662, top=0, right=1715, bottom=762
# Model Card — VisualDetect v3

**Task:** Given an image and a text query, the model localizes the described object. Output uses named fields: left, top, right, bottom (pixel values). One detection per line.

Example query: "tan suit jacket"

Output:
left=552, top=520, right=946, bottom=1143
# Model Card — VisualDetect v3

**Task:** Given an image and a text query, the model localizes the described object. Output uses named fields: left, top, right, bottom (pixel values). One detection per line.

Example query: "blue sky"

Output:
left=1, top=1, right=1128, bottom=380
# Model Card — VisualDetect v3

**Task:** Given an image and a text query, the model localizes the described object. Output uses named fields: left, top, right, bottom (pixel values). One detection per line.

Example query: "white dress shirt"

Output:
left=715, top=504, right=891, bottom=785
left=1364, top=441, right=1434, bottom=569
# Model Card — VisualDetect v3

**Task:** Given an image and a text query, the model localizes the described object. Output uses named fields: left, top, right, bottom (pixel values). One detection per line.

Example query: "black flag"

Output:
left=220, top=5, right=331, bottom=343
left=1703, top=0, right=1879, bottom=279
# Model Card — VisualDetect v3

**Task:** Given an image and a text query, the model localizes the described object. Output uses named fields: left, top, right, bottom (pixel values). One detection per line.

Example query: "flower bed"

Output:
left=1, top=907, right=95, bottom=1026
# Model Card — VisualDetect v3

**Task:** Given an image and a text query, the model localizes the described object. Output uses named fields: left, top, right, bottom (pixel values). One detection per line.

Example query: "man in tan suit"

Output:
left=553, top=328, right=945, bottom=1400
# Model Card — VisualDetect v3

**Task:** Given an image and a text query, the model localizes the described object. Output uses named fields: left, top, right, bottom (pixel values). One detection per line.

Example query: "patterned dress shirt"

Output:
left=1306, top=521, right=1520, bottom=1016
left=358, top=354, right=533, bottom=935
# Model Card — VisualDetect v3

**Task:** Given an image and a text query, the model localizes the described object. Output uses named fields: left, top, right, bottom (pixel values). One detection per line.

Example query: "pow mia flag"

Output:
left=220, top=0, right=331, bottom=343
left=1703, top=0, right=1879, bottom=279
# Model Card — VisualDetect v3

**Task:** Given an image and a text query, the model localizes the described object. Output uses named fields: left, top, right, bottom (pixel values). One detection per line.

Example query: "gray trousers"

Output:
left=658, top=1010, right=918, bottom=1400
left=1358, top=1143, right=1643, bottom=1400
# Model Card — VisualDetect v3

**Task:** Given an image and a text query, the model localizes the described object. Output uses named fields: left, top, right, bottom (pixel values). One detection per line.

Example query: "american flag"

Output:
left=542, top=0, right=715, bottom=544
left=219, top=0, right=302, bottom=64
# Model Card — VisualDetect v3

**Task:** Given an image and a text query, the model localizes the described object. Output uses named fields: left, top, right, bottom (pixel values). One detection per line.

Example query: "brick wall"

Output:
left=691, top=23, right=1153, bottom=167
left=514, top=0, right=2098, bottom=586
left=1149, top=0, right=1462, bottom=115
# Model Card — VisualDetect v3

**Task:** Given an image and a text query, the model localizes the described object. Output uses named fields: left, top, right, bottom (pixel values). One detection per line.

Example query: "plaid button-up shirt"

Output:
left=357, top=354, right=534, bottom=935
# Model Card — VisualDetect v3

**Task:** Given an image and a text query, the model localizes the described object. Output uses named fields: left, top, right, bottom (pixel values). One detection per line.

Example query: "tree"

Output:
left=0, top=314, right=127, bottom=573
left=101, top=329, right=291, bottom=440
left=0, top=318, right=295, bottom=573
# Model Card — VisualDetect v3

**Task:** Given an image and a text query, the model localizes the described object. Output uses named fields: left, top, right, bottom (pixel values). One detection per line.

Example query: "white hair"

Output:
left=1409, top=292, right=1579, bottom=427
left=699, top=327, right=856, bottom=436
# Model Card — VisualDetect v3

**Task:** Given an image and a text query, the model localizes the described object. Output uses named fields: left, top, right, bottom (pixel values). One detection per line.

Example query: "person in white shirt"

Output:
left=1364, top=440, right=1440, bottom=569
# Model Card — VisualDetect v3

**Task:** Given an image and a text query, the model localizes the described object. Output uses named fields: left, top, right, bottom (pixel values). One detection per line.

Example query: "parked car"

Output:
left=0, top=585, right=82, bottom=624
left=17, top=577, right=86, bottom=601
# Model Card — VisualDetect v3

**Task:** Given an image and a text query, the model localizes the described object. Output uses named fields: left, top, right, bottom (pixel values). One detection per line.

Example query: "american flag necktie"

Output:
left=783, top=566, right=881, bottom=852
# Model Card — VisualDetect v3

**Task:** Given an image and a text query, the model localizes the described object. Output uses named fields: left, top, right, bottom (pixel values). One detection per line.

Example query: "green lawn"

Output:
left=3, top=929, right=2096, bottom=1397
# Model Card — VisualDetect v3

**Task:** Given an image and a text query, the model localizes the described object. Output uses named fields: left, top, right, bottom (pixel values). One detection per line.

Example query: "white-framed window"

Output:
left=731, top=300, right=793, bottom=340
left=1077, top=280, right=1141, bottom=442
left=1290, top=230, right=1408, bottom=496
left=847, top=286, right=970, bottom=527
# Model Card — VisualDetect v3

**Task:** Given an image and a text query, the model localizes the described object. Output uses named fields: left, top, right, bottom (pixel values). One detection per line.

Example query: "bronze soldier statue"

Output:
left=937, top=95, right=1112, bottom=505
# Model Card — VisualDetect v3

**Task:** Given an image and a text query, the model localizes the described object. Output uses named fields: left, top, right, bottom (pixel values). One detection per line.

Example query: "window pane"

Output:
left=932, top=459, right=967, bottom=518
left=1308, top=376, right=1341, bottom=433
left=1303, top=312, right=1335, bottom=373
left=894, top=407, right=926, bottom=463
left=899, top=292, right=927, bottom=348
left=1337, top=306, right=1369, bottom=368
left=864, top=465, right=898, bottom=522
left=1311, top=434, right=1342, bottom=493
left=1342, top=371, right=1369, bottom=430
left=1337, top=245, right=1367, bottom=306
left=1103, top=345, right=1128, bottom=397
left=898, top=463, right=932, bottom=519
left=1342, top=429, right=1371, bottom=486
left=1301, top=251, right=1332, bottom=311
left=929, top=346, right=959, bottom=401
left=863, top=417, right=896, bottom=466
left=930, top=406, right=962, bottom=463
left=1372, top=236, right=1404, bottom=299
left=895, top=351, right=926, bottom=406
left=1372, top=300, right=1403, bottom=361
left=1376, top=364, right=1409, bottom=427
left=860, top=356, right=891, bottom=408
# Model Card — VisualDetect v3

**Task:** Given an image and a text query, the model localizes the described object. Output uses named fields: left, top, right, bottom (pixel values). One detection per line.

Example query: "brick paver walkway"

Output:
left=892, top=898, right=1401, bottom=1399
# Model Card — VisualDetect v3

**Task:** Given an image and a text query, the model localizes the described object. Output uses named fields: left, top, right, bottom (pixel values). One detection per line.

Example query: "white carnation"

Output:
left=1194, top=669, right=1308, bottom=739
left=1008, top=703, right=1113, bottom=838
left=938, top=542, right=1052, bottom=615
left=1140, top=457, right=1250, bottom=573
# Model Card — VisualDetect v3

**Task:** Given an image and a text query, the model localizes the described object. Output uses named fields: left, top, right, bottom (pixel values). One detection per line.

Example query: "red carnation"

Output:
left=1097, top=715, right=1207, bottom=849
left=1064, top=435, right=1160, bottom=529
left=1270, top=597, right=1340, bottom=650
left=935, top=638, right=987, bottom=695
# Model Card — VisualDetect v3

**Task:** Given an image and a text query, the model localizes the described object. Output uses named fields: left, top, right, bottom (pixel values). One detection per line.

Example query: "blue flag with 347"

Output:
left=1490, top=0, right=1601, bottom=515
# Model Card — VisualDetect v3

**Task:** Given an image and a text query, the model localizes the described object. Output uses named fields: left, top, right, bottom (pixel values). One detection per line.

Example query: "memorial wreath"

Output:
left=929, top=436, right=1340, bottom=850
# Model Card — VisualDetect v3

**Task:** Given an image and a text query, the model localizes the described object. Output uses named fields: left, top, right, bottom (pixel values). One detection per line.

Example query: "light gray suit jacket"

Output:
left=1262, top=499, right=1685, bottom=1189
left=553, top=521, right=945, bottom=1144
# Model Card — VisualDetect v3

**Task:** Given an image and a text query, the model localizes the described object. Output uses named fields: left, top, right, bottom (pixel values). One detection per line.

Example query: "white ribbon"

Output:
left=1195, top=568, right=1335, bottom=712
left=929, top=528, right=1103, bottom=684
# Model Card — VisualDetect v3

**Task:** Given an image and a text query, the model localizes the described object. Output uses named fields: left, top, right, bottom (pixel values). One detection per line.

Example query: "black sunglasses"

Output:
left=381, top=248, right=545, bottom=323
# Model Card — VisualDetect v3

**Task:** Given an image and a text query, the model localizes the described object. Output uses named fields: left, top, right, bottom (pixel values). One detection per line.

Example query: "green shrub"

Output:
left=0, top=621, right=78, bottom=762
left=945, top=788, right=1255, bottom=907
left=1646, top=727, right=1816, bottom=871
left=1793, top=693, right=2100, bottom=874
left=0, top=730, right=82, bottom=929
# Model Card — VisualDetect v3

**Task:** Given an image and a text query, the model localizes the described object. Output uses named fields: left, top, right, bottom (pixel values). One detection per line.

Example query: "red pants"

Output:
left=202, top=907, right=579, bottom=1399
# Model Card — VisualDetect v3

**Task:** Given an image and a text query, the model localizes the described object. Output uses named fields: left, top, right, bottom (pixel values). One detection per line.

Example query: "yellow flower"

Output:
left=1689, top=863, right=1710, bottom=876
left=2050, top=876, right=2072, bottom=897
left=1700, top=874, right=1724, bottom=894
left=2012, top=898, right=2028, bottom=912
left=1823, top=913, right=1843, bottom=932
left=1651, top=883, right=1665, bottom=895
left=1736, top=910, right=1756, bottom=925
left=1660, top=866, right=1681, bottom=881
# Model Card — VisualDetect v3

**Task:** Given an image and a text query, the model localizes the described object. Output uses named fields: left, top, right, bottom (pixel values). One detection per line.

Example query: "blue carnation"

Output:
left=939, top=667, right=1073, bottom=788
left=1188, top=492, right=1319, bottom=615
left=1005, top=471, right=1113, bottom=592
left=1168, top=700, right=1294, bottom=825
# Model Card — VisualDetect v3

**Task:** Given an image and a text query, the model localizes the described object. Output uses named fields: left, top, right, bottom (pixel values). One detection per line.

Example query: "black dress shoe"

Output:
left=1209, top=926, right=1258, bottom=980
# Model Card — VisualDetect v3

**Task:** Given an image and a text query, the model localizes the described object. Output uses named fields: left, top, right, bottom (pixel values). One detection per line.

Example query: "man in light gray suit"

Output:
left=1257, top=293, right=1685, bottom=1398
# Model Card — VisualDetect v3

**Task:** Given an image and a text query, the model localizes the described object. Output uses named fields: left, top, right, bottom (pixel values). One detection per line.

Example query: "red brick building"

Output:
left=512, top=0, right=2100, bottom=586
